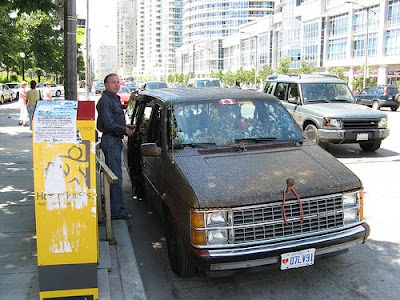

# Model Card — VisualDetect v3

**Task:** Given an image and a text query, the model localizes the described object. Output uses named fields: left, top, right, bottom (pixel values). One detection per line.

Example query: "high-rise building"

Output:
left=97, top=45, right=117, bottom=80
left=183, top=0, right=275, bottom=44
left=117, top=0, right=137, bottom=79
left=136, top=0, right=183, bottom=80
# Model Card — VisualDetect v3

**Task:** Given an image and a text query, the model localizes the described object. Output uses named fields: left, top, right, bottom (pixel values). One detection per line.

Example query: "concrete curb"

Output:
left=113, top=220, right=147, bottom=300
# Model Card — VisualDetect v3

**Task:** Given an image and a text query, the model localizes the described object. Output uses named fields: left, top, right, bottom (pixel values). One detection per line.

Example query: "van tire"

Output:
left=359, top=140, right=381, bottom=152
left=166, top=214, right=196, bottom=277
left=304, top=124, right=326, bottom=148
left=372, top=101, right=380, bottom=110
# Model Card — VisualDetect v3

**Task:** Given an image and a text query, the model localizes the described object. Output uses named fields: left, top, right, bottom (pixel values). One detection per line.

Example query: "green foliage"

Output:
left=10, top=73, right=18, bottom=82
left=276, top=57, right=292, bottom=74
left=176, top=73, right=184, bottom=84
left=257, top=65, right=273, bottom=83
left=298, top=61, right=316, bottom=74
left=210, top=70, right=224, bottom=81
left=5, top=0, right=55, bottom=15
left=222, top=69, right=236, bottom=85
left=167, top=73, right=175, bottom=83
left=352, top=65, right=377, bottom=92
left=235, top=67, right=246, bottom=84
left=329, top=67, right=346, bottom=81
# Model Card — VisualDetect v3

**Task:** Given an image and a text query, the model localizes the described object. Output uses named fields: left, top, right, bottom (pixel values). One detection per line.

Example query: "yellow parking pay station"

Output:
left=32, top=100, right=98, bottom=299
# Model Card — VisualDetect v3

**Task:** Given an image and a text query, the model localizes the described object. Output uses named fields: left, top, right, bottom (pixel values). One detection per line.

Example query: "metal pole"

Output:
left=64, top=0, right=78, bottom=100
left=22, top=59, right=25, bottom=81
left=255, top=35, right=258, bottom=86
left=85, top=0, right=90, bottom=100
left=363, top=7, right=369, bottom=90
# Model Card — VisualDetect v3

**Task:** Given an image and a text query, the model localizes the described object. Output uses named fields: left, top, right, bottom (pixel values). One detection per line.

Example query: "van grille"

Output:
left=233, top=195, right=343, bottom=243
left=343, top=119, right=379, bottom=129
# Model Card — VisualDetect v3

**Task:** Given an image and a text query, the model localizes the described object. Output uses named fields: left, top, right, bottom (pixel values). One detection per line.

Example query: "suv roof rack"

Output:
left=319, top=73, right=340, bottom=79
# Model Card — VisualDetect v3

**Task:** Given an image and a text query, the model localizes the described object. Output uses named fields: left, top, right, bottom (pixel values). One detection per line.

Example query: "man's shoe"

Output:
left=111, top=211, right=132, bottom=220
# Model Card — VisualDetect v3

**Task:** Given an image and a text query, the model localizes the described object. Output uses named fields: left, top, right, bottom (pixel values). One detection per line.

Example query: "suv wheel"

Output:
left=305, top=124, right=324, bottom=147
left=56, top=90, right=61, bottom=97
left=372, top=101, right=380, bottom=110
left=359, top=140, right=381, bottom=152
left=0, top=96, right=4, bottom=104
left=391, top=107, right=398, bottom=112
left=166, top=214, right=196, bottom=277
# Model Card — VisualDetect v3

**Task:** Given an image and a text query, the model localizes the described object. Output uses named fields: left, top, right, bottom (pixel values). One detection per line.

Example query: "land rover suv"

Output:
left=124, top=88, right=369, bottom=276
left=264, top=74, right=389, bottom=152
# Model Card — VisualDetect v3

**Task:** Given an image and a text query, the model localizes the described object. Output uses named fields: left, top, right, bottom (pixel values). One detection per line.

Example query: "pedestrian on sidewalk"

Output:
left=43, top=81, right=52, bottom=100
left=96, top=73, right=134, bottom=220
left=26, top=80, right=41, bottom=130
left=18, top=81, right=29, bottom=126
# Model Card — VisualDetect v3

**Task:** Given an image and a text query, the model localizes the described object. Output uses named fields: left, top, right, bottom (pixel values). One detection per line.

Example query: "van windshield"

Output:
left=302, top=83, right=355, bottom=103
left=170, top=98, right=303, bottom=147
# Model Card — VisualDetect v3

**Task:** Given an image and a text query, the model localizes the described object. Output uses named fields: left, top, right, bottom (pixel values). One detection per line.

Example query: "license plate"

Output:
left=280, top=248, right=315, bottom=270
left=356, top=133, right=369, bottom=141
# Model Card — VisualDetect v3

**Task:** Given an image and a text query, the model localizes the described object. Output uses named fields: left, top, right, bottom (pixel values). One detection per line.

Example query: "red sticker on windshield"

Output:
left=219, top=99, right=236, bottom=105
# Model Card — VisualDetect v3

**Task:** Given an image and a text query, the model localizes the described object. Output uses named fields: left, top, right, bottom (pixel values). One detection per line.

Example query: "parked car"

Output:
left=117, top=86, right=131, bottom=108
left=264, top=74, right=389, bottom=152
left=123, top=88, right=370, bottom=276
left=0, top=83, right=13, bottom=104
left=49, top=83, right=64, bottom=97
left=140, top=81, right=168, bottom=91
left=125, top=82, right=138, bottom=92
left=354, top=85, right=400, bottom=111
left=37, top=83, right=64, bottom=98
left=5, top=83, right=20, bottom=101
left=94, top=82, right=106, bottom=94
left=187, top=78, right=222, bottom=88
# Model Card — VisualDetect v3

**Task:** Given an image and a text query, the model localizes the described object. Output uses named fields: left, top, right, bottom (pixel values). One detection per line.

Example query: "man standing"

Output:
left=96, top=73, right=133, bottom=219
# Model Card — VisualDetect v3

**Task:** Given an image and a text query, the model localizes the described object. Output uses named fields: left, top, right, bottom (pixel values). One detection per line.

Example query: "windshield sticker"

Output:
left=219, top=99, right=236, bottom=105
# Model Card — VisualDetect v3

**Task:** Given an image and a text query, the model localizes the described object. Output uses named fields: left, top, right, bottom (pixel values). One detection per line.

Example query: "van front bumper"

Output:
left=191, top=223, right=369, bottom=271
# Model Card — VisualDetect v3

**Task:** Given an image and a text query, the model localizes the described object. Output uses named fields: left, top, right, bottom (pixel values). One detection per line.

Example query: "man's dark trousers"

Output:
left=101, top=134, right=123, bottom=216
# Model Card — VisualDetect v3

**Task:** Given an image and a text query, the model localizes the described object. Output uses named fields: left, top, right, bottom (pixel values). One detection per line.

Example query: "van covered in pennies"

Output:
left=124, top=87, right=370, bottom=276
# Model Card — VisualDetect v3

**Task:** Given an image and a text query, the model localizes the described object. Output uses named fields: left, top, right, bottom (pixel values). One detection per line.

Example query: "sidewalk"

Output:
left=0, top=101, right=146, bottom=300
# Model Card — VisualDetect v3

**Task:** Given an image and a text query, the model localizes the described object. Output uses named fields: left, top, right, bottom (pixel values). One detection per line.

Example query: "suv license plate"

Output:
left=280, top=248, right=315, bottom=270
left=356, top=133, right=369, bottom=141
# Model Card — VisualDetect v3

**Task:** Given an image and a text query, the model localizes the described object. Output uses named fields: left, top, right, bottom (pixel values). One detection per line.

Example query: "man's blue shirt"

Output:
left=96, top=90, right=125, bottom=135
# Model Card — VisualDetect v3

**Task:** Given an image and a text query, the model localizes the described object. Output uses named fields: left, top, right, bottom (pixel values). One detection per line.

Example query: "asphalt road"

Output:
left=126, top=108, right=400, bottom=300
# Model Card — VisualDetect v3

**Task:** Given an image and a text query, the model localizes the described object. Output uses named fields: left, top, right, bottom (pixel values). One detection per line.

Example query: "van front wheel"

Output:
left=166, top=215, right=196, bottom=277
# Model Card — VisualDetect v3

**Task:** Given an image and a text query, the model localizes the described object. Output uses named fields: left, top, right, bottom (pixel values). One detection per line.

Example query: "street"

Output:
left=125, top=108, right=400, bottom=300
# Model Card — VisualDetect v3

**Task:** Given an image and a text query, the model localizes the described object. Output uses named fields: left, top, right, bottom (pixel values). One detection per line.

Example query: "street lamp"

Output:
left=345, top=1, right=375, bottom=90
left=20, top=52, right=25, bottom=81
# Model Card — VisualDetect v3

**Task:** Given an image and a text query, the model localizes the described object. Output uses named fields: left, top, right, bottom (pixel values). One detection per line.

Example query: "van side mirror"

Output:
left=140, top=143, right=161, bottom=157
left=288, top=97, right=300, bottom=104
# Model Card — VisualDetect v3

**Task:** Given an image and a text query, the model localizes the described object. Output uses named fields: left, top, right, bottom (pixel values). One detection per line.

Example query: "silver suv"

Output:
left=264, top=74, right=390, bottom=152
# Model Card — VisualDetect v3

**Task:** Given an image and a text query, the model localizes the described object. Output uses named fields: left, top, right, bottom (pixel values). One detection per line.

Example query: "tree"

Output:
left=276, top=57, right=292, bottom=74
left=167, top=73, right=175, bottom=83
left=4, top=0, right=55, bottom=15
left=298, top=61, right=316, bottom=74
left=222, top=69, right=235, bottom=85
left=176, top=73, right=184, bottom=84
left=16, top=10, right=64, bottom=79
left=257, top=65, right=273, bottom=83
left=210, top=70, right=223, bottom=81
left=235, top=67, right=246, bottom=85
left=329, top=67, right=346, bottom=81
left=352, top=65, right=376, bottom=93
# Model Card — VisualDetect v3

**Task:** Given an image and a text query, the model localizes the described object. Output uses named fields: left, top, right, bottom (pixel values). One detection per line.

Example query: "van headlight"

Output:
left=342, top=191, right=363, bottom=224
left=323, top=118, right=343, bottom=129
left=191, top=210, right=232, bottom=246
left=207, top=229, right=229, bottom=244
left=378, top=117, right=387, bottom=128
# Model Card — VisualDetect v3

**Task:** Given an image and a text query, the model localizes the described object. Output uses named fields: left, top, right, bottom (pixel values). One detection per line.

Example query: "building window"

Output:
left=329, top=13, right=349, bottom=36
left=385, top=28, right=400, bottom=55
left=353, top=5, right=379, bottom=32
left=303, top=19, right=320, bottom=66
left=388, top=0, right=400, bottom=25
left=328, top=38, right=347, bottom=59
left=353, top=33, right=377, bottom=57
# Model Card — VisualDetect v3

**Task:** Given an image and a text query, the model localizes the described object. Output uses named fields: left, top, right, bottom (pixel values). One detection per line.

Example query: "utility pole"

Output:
left=85, top=0, right=90, bottom=100
left=64, top=0, right=77, bottom=100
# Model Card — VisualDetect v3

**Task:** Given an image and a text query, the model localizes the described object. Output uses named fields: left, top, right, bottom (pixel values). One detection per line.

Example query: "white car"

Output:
left=0, top=83, right=13, bottom=104
left=38, top=83, right=64, bottom=98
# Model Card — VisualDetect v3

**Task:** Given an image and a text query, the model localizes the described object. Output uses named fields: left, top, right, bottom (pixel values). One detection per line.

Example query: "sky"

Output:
left=76, top=0, right=117, bottom=54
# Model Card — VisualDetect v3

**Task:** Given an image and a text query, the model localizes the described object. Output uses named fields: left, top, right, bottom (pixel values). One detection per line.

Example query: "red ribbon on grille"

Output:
left=282, top=185, right=304, bottom=226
